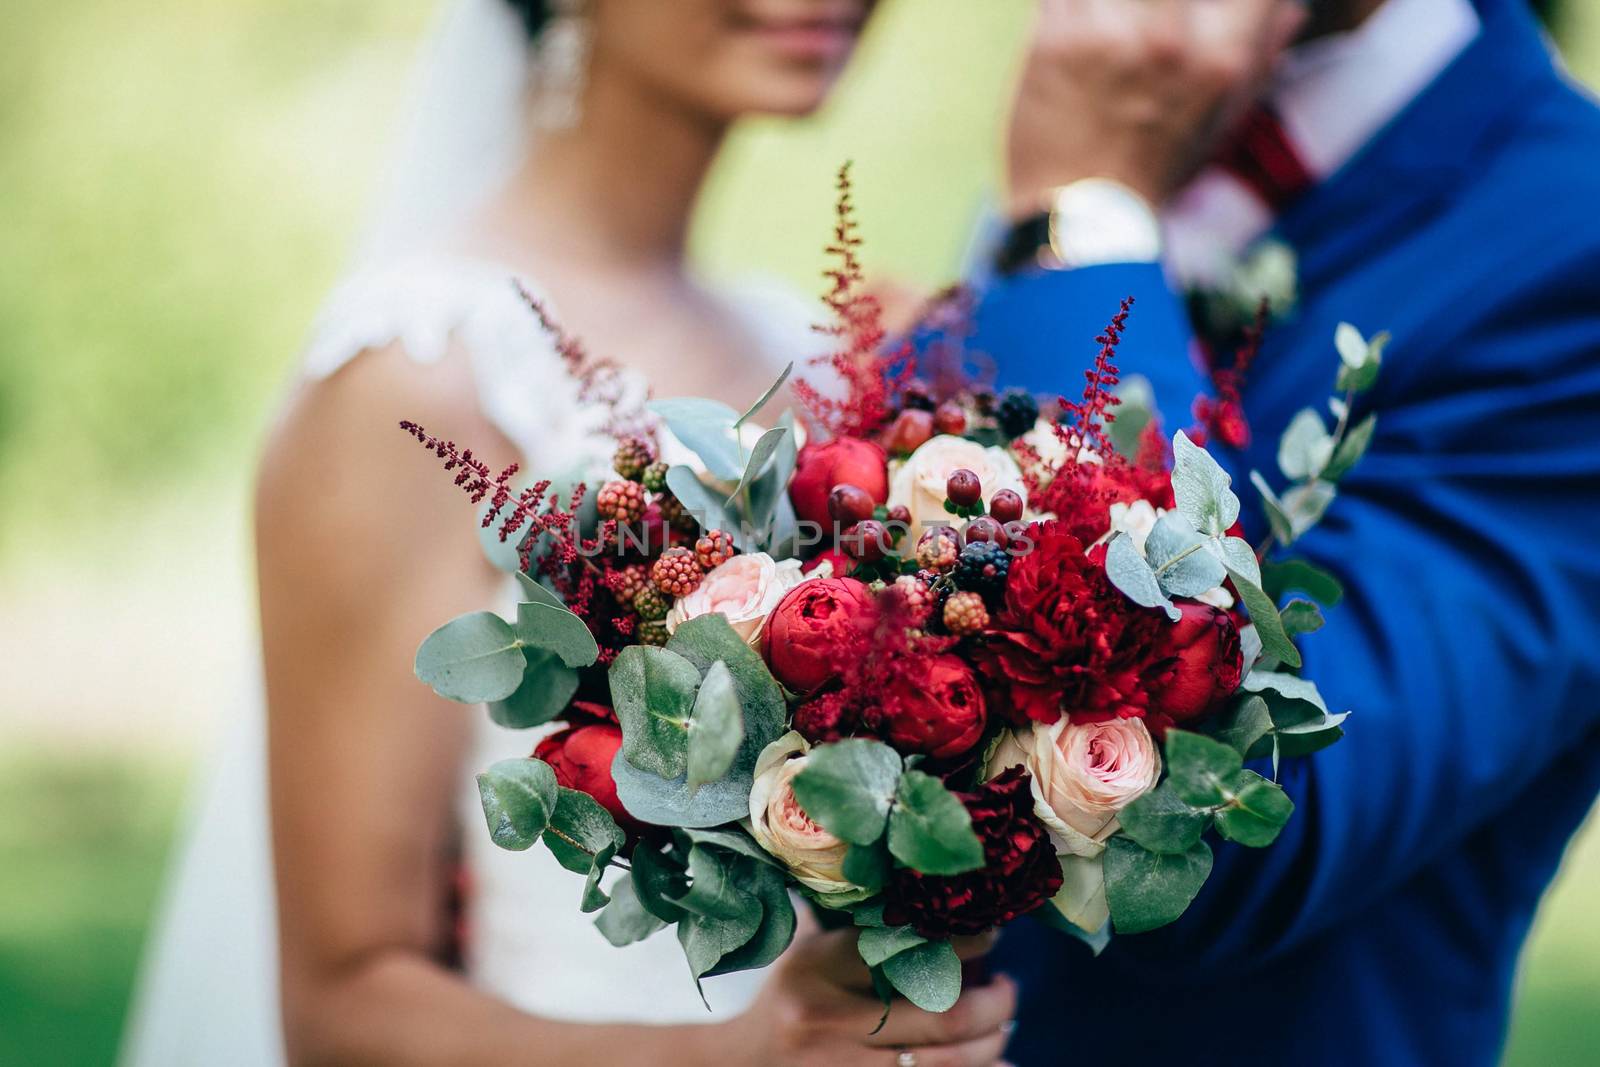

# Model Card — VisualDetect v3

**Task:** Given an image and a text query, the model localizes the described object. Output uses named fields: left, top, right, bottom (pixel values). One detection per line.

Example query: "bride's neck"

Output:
left=493, top=61, right=727, bottom=276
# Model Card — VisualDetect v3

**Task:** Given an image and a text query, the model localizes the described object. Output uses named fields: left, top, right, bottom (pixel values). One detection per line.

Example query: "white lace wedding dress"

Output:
left=121, top=254, right=816, bottom=1064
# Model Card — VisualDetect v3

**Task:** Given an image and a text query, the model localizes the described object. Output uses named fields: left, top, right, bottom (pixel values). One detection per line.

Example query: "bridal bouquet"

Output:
left=400, top=175, right=1377, bottom=1013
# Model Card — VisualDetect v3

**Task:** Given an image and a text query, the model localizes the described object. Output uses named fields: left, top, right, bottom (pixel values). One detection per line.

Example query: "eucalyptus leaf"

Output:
left=1281, top=481, right=1338, bottom=540
left=580, top=844, right=617, bottom=913
left=686, top=660, right=743, bottom=795
left=1275, top=718, right=1348, bottom=757
left=1164, top=729, right=1244, bottom=808
left=595, top=875, right=667, bottom=947
left=488, top=649, right=579, bottom=729
left=1250, top=470, right=1295, bottom=545
left=1117, top=782, right=1209, bottom=854
left=1031, top=904, right=1112, bottom=956
left=1104, top=837, right=1213, bottom=934
left=514, top=601, right=600, bottom=668
left=1108, top=375, right=1155, bottom=459
left=675, top=845, right=754, bottom=920
left=416, top=611, right=526, bottom=703
left=1279, top=599, right=1325, bottom=637
left=842, top=841, right=891, bottom=892
left=1105, top=533, right=1180, bottom=621
left=724, top=426, right=789, bottom=511
left=1226, top=565, right=1301, bottom=669
left=680, top=827, right=782, bottom=869
left=610, top=645, right=700, bottom=779
left=678, top=900, right=764, bottom=990
left=735, top=362, right=794, bottom=428
left=664, top=465, right=731, bottom=533
left=514, top=571, right=567, bottom=610
left=476, top=758, right=558, bottom=851
left=1277, top=408, right=1334, bottom=481
left=1324, top=412, right=1376, bottom=481
left=1260, top=558, right=1344, bottom=606
left=650, top=397, right=744, bottom=480
left=880, top=940, right=962, bottom=1013
left=1334, top=323, right=1387, bottom=393
left=1214, top=770, right=1295, bottom=847
left=1242, top=670, right=1329, bottom=721
left=749, top=412, right=799, bottom=544
left=1146, top=513, right=1226, bottom=598
left=858, top=925, right=928, bottom=968
left=1171, top=431, right=1240, bottom=536
left=1210, top=695, right=1273, bottom=758
left=544, top=786, right=626, bottom=875
left=792, top=739, right=903, bottom=845
left=706, top=862, right=797, bottom=977
left=631, top=842, right=688, bottom=923
left=612, top=751, right=758, bottom=829
left=887, top=770, right=985, bottom=875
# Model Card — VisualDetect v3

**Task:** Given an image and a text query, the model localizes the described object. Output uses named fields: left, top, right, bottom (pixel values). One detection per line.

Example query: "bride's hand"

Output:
left=726, top=929, right=1016, bottom=1067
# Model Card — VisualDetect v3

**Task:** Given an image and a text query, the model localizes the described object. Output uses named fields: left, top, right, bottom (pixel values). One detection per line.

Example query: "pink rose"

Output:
left=988, top=717, right=1161, bottom=856
left=665, top=552, right=807, bottom=646
left=746, top=733, right=856, bottom=895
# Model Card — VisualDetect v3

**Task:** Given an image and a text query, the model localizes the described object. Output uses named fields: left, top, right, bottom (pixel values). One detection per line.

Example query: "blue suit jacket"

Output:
left=973, top=2, right=1600, bottom=1063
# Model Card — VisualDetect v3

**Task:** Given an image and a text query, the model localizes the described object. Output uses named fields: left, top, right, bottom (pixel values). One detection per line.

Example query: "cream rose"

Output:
left=746, top=732, right=855, bottom=894
left=987, top=717, right=1161, bottom=858
left=665, top=552, right=807, bottom=646
left=888, top=434, right=1025, bottom=541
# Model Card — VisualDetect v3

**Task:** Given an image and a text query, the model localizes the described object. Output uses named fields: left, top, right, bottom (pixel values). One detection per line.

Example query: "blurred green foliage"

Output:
left=1, top=0, right=1597, bottom=1064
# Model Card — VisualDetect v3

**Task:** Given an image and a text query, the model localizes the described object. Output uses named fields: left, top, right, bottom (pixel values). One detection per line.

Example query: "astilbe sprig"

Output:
left=1191, top=296, right=1267, bottom=449
left=794, top=162, right=918, bottom=438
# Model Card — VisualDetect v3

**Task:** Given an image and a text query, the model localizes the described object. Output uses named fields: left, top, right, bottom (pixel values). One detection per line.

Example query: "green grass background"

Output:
left=2, top=1, right=1597, bottom=1064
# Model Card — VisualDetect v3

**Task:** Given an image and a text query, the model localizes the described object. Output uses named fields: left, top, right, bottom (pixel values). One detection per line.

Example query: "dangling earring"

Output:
left=532, top=0, right=592, bottom=130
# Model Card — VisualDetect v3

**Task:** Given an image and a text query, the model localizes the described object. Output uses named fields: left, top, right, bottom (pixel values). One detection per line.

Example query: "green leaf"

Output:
left=1260, top=558, right=1344, bottom=606
left=612, top=750, right=761, bottom=829
left=852, top=902, right=888, bottom=928
left=1147, top=513, right=1227, bottom=598
left=1117, top=782, right=1209, bottom=854
left=476, top=758, right=558, bottom=851
left=543, top=786, right=626, bottom=874
left=1104, top=837, right=1214, bottom=934
left=1030, top=903, right=1112, bottom=955
left=595, top=875, right=667, bottom=947
left=675, top=845, right=755, bottom=920
left=887, top=770, right=985, bottom=875
left=1171, top=431, right=1240, bottom=536
left=1277, top=408, right=1334, bottom=481
left=1250, top=470, right=1295, bottom=545
left=1226, top=565, right=1302, bottom=669
left=678, top=903, right=764, bottom=988
left=1165, top=729, right=1244, bottom=808
left=580, top=845, right=617, bottom=913
left=858, top=925, right=928, bottom=968
left=705, top=863, right=797, bottom=976
left=488, top=649, right=579, bottom=728
left=1324, top=412, right=1376, bottom=482
left=791, top=739, right=904, bottom=845
left=416, top=612, right=526, bottom=703
left=1210, top=695, right=1274, bottom=758
left=734, top=362, right=794, bottom=428
left=1275, top=718, right=1348, bottom=757
left=724, top=426, right=789, bottom=510
left=1105, top=533, right=1180, bottom=621
left=880, top=940, right=962, bottom=1013
left=649, top=397, right=744, bottom=480
left=1279, top=599, right=1325, bottom=637
left=1280, top=481, right=1338, bottom=540
left=686, top=660, right=743, bottom=795
left=680, top=827, right=783, bottom=869
left=1242, top=670, right=1329, bottom=722
left=514, top=601, right=599, bottom=669
left=749, top=412, right=799, bottom=545
left=1107, top=375, right=1156, bottom=459
left=630, top=842, right=688, bottom=923
left=610, top=645, right=700, bottom=779
left=842, top=841, right=892, bottom=892
left=1333, top=323, right=1387, bottom=393
left=664, top=465, right=731, bottom=533
left=513, top=571, right=567, bottom=610
left=1214, top=770, right=1295, bottom=847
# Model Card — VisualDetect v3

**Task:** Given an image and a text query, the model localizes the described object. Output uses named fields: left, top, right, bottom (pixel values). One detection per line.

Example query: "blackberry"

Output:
left=952, top=540, right=1009, bottom=601
left=996, top=388, right=1040, bottom=439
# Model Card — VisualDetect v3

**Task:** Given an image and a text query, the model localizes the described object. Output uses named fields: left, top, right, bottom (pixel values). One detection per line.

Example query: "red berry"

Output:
left=943, top=591, right=990, bottom=636
left=946, top=468, right=982, bottom=508
left=883, top=408, right=936, bottom=455
left=828, top=483, right=877, bottom=526
left=963, top=516, right=1007, bottom=547
left=886, top=504, right=913, bottom=526
left=597, top=480, right=647, bottom=523
left=651, top=546, right=704, bottom=598
left=934, top=402, right=967, bottom=436
left=694, top=529, right=737, bottom=570
left=915, top=526, right=961, bottom=571
left=989, top=488, right=1024, bottom=524
left=842, top=520, right=890, bottom=563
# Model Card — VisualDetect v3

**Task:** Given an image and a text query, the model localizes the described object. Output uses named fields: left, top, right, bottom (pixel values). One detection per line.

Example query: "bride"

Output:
left=122, top=1, right=1015, bottom=1064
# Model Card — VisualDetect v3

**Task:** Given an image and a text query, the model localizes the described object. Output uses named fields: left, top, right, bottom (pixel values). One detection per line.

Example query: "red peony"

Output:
left=1146, top=601, right=1244, bottom=724
left=762, top=577, right=879, bottom=693
left=790, top=438, right=889, bottom=529
left=974, top=520, right=1165, bottom=726
left=873, top=654, right=987, bottom=760
left=534, top=702, right=640, bottom=835
left=882, top=767, right=1063, bottom=938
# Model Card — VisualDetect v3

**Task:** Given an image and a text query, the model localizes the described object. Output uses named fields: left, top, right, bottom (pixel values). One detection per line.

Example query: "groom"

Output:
left=965, top=0, right=1600, bottom=1063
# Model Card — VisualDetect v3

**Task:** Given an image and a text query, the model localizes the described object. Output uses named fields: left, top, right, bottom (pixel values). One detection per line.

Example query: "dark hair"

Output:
left=506, top=0, right=549, bottom=37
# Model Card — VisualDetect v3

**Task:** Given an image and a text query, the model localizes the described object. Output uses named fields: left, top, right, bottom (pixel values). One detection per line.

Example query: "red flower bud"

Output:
left=883, top=409, right=936, bottom=455
left=762, top=578, right=879, bottom=693
left=790, top=439, right=889, bottom=529
left=878, top=654, right=988, bottom=759
left=534, top=704, right=640, bottom=835
left=934, top=402, right=968, bottom=436
left=1146, top=602, right=1244, bottom=722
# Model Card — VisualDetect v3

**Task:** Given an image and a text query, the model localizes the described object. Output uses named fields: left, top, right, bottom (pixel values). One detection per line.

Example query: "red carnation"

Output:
left=1146, top=601, right=1244, bottom=724
left=882, top=767, right=1063, bottom=938
left=790, top=439, right=889, bottom=529
left=763, top=577, right=879, bottom=694
left=534, top=702, right=641, bottom=835
left=873, top=654, right=987, bottom=760
left=974, top=520, right=1165, bottom=726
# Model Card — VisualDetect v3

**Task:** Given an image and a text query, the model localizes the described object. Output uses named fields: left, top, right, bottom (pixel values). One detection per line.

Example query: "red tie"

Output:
left=1213, top=103, right=1315, bottom=212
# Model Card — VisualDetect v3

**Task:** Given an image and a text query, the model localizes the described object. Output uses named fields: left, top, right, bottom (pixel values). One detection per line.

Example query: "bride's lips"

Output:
left=733, top=11, right=865, bottom=63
